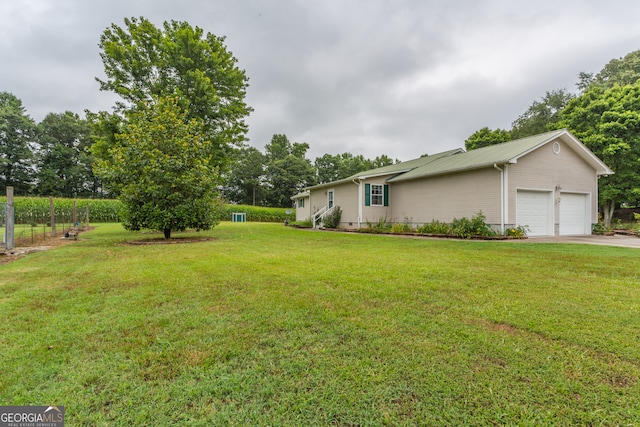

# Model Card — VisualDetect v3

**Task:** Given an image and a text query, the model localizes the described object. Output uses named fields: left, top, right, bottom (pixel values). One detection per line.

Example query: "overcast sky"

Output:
left=2, top=0, right=639, bottom=161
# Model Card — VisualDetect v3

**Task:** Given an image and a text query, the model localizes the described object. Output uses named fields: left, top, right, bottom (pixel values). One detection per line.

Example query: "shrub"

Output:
left=358, top=217, right=392, bottom=233
left=506, top=225, right=529, bottom=239
left=451, top=211, right=497, bottom=239
left=592, top=222, right=612, bottom=235
left=417, top=220, right=452, bottom=235
left=322, top=206, right=342, bottom=228
left=391, top=223, right=413, bottom=234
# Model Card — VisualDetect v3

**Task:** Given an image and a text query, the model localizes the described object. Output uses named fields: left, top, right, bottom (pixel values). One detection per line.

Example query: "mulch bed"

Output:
left=613, top=229, right=639, bottom=237
left=125, top=237, right=215, bottom=245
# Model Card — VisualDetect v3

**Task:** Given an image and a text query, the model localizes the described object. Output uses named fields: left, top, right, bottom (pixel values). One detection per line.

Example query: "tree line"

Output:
left=224, top=135, right=396, bottom=208
left=0, top=91, right=396, bottom=208
left=0, top=95, right=98, bottom=197
left=465, top=50, right=640, bottom=226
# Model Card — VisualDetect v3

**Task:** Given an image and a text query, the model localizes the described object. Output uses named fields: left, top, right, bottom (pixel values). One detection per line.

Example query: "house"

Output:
left=291, top=190, right=310, bottom=222
left=295, top=129, right=613, bottom=236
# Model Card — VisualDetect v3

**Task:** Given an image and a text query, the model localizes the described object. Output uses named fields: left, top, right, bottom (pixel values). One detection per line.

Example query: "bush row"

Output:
left=0, top=197, right=295, bottom=225
left=357, top=212, right=528, bottom=239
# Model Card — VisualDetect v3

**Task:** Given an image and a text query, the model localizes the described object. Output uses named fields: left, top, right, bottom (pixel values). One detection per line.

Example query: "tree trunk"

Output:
left=602, top=200, right=615, bottom=228
left=163, top=228, right=172, bottom=239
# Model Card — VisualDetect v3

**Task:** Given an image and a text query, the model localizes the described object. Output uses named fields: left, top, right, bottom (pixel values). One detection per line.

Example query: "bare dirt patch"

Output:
left=125, top=237, right=215, bottom=245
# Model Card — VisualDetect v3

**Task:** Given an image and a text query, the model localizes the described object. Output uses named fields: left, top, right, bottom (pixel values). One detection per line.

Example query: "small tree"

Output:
left=93, top=96, right=223, bottom=238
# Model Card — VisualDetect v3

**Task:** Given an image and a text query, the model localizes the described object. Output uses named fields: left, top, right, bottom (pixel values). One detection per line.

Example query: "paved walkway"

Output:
left=524, top=234, right=640, bottom=249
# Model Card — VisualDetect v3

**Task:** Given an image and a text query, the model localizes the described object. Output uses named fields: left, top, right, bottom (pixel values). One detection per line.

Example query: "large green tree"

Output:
left=464, top=127, right=511, bottom=151
left=34, top=112, right=97, bottom=197
left=370, top=154, right=397, bottom=168
left=510, top=89, right=575, bottom=139
left=558, top=83, right=640, bottom=226
left=93, top=97, right=223, bottom=238
left=588, top=50, right=640, bottom=89
left=264, top=134, right=315, bottom=208
left=86, top=111, right=124, bottom=197
left=314, top=152, right=374, bottom=184
left=0, top=92, right=35, bottom=194
left=224, top=145, right=266, bottom=205
left=95, top=17, right=251, bottom=168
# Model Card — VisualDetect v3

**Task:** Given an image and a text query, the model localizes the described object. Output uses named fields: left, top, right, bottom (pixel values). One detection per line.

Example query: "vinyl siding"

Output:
left=294, top=198, right=311, bottom=221
left=390, top=167, right=502, bottom=226
left=309, top=181, right=360, bottom=228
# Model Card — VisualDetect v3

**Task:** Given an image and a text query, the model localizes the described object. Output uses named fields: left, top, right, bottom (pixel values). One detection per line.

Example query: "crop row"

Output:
left=0, top=197, right=294, bottom=224
left=221, top=204, right=295, bottom=223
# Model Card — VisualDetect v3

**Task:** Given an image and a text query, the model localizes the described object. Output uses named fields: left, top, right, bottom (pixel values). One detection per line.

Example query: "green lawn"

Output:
left=1, top=222, right=639, bottom=425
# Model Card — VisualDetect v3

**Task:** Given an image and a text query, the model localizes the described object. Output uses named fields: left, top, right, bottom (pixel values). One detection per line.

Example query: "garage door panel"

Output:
left=560, top=193, right=588, bottom=235
left=517, top=190, right=552, bottom=237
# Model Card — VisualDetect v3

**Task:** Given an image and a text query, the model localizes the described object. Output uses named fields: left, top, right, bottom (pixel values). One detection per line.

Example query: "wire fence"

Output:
left=2, top=199, right=95, bottom=249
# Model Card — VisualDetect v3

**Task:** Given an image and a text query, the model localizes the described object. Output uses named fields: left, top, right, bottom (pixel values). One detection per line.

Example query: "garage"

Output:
left=516, top=190, right=553, bottom=236
left=559, top=193, right=590, bottom=235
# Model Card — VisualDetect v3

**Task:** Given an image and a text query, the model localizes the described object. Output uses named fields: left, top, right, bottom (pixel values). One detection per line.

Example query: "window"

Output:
left=365, top=183, right=389, bottom=207
left=371, top=184, right=383, bottom=206
left=298, top=198, right=305, bottom=208
left=328, top=190, right=334, bottom=208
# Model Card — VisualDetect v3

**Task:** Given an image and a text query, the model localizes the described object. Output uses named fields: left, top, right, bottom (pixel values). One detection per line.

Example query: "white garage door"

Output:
left=560, top=193, right=589, bottom=235
left=517, top=190, right=553, bottom=236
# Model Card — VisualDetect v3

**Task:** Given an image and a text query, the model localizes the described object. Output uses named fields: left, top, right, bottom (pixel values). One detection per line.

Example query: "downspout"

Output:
left=353, top=178, right=362, bottom=228
left=493, top=163, right=505, bottom=234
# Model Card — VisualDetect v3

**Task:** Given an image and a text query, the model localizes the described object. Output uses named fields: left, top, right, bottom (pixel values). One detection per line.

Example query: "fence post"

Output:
left=73, top=200, right=77, bottom=228
left=49, top=196, right=56, bottom=237
left=5, top=187, right=14, bottom=250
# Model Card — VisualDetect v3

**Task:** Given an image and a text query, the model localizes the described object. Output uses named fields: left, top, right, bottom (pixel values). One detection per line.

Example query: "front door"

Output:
left=328, top=190, right=334, bottom=209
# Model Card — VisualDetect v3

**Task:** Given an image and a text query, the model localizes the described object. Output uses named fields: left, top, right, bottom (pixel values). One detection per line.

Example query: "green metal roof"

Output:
left=306, top=129, right=612, bottom=190
left=306, top=148, right=463, bottom=190
left=388, top=129, right=612, bottom=182
left=346, top=148, right=463, bottom=178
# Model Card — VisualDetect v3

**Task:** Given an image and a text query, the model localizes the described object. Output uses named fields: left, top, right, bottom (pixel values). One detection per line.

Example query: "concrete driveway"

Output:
left=524, top=234, right=640, bottom=249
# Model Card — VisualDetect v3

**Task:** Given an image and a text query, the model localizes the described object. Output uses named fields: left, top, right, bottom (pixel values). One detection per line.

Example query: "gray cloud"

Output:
left=1, top=0, right=639, bottom=162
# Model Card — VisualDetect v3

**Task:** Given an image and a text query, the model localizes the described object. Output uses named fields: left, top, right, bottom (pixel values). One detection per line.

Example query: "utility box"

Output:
left=231, top=212, right=246, bottom=222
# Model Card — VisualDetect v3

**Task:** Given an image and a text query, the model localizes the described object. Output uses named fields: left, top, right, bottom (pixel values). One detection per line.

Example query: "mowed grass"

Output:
left=1, top=223, right=639, bottom=425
